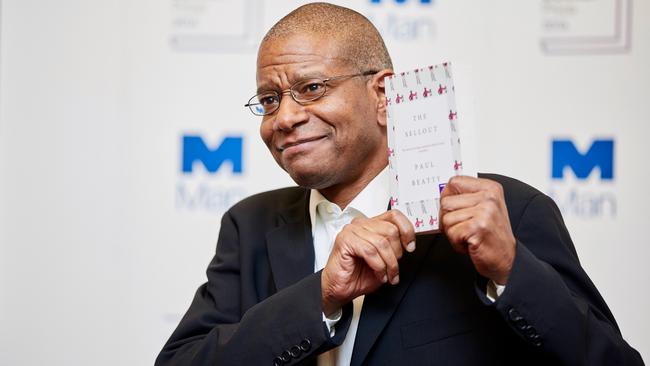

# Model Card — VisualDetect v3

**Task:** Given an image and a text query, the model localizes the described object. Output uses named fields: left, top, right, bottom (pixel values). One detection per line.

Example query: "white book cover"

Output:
left=386, top=62, right=466, bottom=233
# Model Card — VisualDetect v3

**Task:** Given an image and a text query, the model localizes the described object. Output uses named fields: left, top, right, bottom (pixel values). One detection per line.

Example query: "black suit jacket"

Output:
left=156, top=174, right=644, bottom=365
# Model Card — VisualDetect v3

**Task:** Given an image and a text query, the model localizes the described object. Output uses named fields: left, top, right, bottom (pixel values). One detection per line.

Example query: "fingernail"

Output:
left=392, top=275, right=400, bottom=285
left=382, top=274, right=388, bottom=283
left=407, top=241, right=416, bottom=252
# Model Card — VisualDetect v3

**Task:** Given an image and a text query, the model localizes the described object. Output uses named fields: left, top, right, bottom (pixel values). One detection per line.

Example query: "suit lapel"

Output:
left=351, top=234, right=436, bottom=366
left=266, top=189, right=315, bottom=291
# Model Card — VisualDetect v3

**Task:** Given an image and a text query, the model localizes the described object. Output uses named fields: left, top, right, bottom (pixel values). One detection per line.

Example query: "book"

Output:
left=385, top=62, right=464, bottom=234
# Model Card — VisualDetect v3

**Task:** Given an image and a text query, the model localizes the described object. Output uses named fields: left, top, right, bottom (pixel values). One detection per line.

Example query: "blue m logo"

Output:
left=551, top=139, right=614, bottom=180
left=182, top=135, right=243, bottom=174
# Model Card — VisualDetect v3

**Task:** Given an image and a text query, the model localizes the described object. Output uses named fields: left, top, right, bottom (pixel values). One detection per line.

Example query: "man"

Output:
left=156, top=3, right=643, bottom=365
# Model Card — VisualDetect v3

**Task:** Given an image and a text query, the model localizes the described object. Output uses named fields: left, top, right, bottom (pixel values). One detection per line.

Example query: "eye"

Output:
left=295, top=80, right=325, bottom=96
left=258, top=93, right=279, bottom=106
left=305, top=83, right=323, bottom=92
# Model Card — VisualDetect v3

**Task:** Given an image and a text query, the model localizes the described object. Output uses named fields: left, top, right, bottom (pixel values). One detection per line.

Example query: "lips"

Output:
left=278, top=135, right=327, bottom=151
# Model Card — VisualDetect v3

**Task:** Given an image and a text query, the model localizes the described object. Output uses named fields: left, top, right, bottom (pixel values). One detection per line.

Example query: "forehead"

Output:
left=256, top=34, right=350, bottom=89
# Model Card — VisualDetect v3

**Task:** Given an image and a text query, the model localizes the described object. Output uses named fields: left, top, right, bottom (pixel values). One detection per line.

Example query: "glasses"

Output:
left=244, top=70, right=378, bottom=116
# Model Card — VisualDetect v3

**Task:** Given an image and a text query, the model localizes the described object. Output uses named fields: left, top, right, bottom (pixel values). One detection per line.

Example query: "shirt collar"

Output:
left=309, top=167, right=389, bottom=224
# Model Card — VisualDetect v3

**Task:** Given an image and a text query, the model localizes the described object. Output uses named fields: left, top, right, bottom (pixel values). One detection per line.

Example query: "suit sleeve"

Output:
left=490, top=193, right=644, bottom=365
left=155, top=210, right=352, bottom=366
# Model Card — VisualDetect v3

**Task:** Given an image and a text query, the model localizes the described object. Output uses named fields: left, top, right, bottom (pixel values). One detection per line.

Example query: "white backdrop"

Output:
left=1, top=0, right=648, bottom=365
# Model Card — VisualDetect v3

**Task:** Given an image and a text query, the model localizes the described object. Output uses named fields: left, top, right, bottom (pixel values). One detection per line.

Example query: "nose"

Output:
left=272, top=92, right=309, bottom=131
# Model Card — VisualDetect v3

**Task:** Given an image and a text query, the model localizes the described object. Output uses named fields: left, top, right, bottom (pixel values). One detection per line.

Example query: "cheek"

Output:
left=259, top=120, right=274, bottom=148
left=315, top=97, right=357, bottom=130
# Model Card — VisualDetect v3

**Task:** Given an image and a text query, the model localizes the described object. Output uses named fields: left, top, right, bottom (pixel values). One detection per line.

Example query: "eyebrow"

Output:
left=256, top=70, right=329, bottom=94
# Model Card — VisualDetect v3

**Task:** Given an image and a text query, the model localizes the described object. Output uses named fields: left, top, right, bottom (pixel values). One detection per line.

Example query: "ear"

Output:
left=368, top=69, right=394, bottom=127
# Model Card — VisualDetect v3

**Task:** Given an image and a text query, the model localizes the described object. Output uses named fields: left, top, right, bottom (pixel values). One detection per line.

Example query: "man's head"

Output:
left=261, top=3, right=393, bottom=72
left=255, top=3, right=393, bottom=194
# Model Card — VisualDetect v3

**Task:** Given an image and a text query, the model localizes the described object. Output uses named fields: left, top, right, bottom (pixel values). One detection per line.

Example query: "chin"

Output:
left=286, top=165, right=338, bottom=190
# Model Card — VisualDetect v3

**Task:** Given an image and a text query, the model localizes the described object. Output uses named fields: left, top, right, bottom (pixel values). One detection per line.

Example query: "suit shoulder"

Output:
left=479, top=173, right=542, bottom=196
left=227, top=186, right=308, bottom=216
left=478, top=173, right=550, bottom=220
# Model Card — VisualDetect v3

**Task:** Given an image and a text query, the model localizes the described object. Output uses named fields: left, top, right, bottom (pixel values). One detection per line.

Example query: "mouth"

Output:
left=278, top=135, right=327, bottom=152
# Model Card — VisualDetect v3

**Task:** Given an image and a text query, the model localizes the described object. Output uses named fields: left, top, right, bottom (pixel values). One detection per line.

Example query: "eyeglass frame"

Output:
left=244, top=70, right=379, bottom=116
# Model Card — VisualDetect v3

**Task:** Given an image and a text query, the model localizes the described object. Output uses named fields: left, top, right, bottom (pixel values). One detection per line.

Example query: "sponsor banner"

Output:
left=1, top=1, right=647, bottom=365
left=170, top=0, right=263, bottom=53
left=540, top=0, right=632, bottom=54
left=548, top=138, right=616, bottom=218
left=177, top=134, right=248, bottom=214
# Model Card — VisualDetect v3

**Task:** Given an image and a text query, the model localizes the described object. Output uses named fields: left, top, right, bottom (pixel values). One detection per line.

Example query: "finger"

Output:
left=440, top=191, right=485, bottom=213
left=379, top=210, right=416, bottom=252
left=343, top=226, right=390, bottom=283
left=354, top=227, right=401, bottom=284
left=359, top=220, right=403, bottom=260
left=440, top=206, right=476, bottom=231
left=446, top=211, right=487, bottom=249
left=444, top=219, right=477, bottom=254
left=443, top=176, right=496, bottom=196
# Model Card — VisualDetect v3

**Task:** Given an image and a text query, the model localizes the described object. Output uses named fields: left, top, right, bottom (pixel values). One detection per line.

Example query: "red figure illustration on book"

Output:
left=415, top=218, right=424, bottom=228
left=409, top=90, right=417, bottom=101
left=454, top=160, right=463, bottom=170
left=396, top=94, right=404, bottom=104
left=448, top=110, right=457, bottom=120
left=389, top=197, right=398, bottom=207
left=387, top=147, right=394, bottom=157
left=385, top=97, right=392, bottom=106
left=429, top=216, right=437, bottom=226
left=438, top=84, right=447, bottom=95
left=423, top=87, right=432, bottom=97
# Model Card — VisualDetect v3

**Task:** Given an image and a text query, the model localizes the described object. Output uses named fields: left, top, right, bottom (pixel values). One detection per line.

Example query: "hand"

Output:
left=321, top=210, right=416, bottom=316
left=440, top=176, right=516, bottom=285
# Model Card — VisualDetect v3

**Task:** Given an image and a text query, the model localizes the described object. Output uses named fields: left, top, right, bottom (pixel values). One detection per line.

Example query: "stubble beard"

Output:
left=282, top=149, right=344, bottom=190
left=283, top=134, right=380, bottom=191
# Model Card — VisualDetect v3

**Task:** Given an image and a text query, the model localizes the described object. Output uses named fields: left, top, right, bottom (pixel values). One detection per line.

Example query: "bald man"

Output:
left=156, top=3, right=643, bottom=366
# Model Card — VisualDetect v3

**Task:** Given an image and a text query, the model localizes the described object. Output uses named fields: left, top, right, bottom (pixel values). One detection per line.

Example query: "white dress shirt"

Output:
left=310, top=168, right=390, bottom=366
left=308, top=168, right=504, bottom=365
